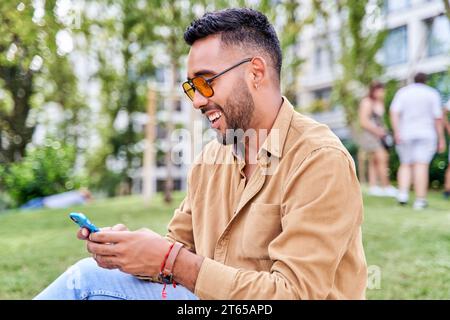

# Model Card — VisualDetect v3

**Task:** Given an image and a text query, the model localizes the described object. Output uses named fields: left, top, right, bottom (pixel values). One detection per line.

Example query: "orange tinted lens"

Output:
left=182, top=82, right=195, bottom=100
left=192, top=77, right=213, bottom=97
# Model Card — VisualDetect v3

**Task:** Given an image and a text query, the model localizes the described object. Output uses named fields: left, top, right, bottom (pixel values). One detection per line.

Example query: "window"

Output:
left=314, top=46, right=323, bottom=70
left=309, top=88, right=332, bottom=112
left=384, top=26, right=408, bottom=66
left=156, top=124, right=167, bottom=140
left=384, top=0, right=410, bottom=13
left=313, top=41, right=332, bottom=72
left=175, top=100, right=182, bottom=112
left=156, top=179, right=182, bottom=192
left=426, top=15, right=450, bottom=57
left=155, top=68, right=165, bottom=84
left=313, top=87, right=332, bottom=101
left=156, top=150, right=166, bottom=167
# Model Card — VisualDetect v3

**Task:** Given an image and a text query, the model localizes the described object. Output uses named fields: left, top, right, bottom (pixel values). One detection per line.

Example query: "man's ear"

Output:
left=247, top=56, right=267, bottom=90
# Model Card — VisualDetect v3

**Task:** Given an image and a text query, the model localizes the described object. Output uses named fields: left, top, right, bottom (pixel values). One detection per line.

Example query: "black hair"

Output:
left=184, top=8, right=282, bottom=80
left=414, top=72, right=427, bottom=84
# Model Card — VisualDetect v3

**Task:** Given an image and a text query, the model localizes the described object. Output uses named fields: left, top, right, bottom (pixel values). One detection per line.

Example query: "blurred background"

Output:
left=0, top=0, right=449, bottom=299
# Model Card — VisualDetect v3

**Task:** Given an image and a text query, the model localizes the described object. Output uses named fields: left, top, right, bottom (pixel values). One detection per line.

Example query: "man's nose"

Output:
left=192, top=90, right=209, bottom=110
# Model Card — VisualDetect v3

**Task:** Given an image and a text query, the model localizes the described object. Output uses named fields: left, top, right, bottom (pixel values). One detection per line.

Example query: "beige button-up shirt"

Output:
left=165, top=98, right=367, bottom=300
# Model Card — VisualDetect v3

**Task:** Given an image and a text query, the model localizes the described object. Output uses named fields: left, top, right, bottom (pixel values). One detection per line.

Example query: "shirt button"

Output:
left=260, top=159, right=270, bottom=168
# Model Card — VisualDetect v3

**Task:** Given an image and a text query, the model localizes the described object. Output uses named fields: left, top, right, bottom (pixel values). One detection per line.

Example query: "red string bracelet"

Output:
left=159, top=243, right=175, bottom=299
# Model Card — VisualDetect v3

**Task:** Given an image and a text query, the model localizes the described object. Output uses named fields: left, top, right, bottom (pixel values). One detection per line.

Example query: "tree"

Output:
left=330, top=0, right=387, bottom=124
left=82, top=0, right=157, bottom=196
left=443, top=0, right=450, bottom=21
left=145, top=1, right=198, bottom=203
left=0, top=0, right=85, bottom=164
left=256, top=0, right=317, bottom=104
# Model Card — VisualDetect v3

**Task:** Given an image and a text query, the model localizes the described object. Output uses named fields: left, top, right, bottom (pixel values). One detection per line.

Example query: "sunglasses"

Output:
left=182, top=58, right=252, bottom=101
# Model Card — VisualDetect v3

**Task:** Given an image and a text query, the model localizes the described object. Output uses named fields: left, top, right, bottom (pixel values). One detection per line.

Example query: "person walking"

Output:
left=358, top=81, right=397, bottom=197
left=390, top=73, right=446, bottom=210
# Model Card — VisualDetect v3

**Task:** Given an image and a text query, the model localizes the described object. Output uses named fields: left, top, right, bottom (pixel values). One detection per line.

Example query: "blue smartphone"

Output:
left=69, top=212, right=100, bottom=233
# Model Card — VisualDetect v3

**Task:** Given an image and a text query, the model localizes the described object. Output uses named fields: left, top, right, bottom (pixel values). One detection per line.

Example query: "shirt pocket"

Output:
left=242, top=203, right=282, bottom=260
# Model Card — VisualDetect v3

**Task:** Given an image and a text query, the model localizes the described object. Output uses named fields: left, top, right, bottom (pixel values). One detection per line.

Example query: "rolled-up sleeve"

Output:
left=194, top=147, right=365, bottom=299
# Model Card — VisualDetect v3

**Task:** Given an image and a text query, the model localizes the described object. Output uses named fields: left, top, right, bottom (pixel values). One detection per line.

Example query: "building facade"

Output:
left=298, top=0, right=450, bottom=111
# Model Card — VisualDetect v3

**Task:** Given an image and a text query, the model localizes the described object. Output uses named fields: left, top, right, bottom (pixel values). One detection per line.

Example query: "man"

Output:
left=444, top=99, right=450, bottom=199
left=35, top=8, right=366, bottom=300
left=390, top=73, right=446, bottom=210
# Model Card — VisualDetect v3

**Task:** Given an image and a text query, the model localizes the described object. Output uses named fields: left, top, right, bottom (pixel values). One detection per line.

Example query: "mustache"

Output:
left=201, top=103, right=225, bottom=115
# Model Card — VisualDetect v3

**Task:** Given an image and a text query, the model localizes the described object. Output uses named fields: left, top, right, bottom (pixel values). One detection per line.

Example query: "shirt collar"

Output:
left=231, top=96, right=294, bottom=161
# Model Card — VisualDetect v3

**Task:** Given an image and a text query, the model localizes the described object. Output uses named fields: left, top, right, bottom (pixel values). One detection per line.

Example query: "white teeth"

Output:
left=208, top=111, right=222, bottom=123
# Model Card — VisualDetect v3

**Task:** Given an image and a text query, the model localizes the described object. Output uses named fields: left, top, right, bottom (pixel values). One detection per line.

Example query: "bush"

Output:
left=0, top=140, right=86, bottom=207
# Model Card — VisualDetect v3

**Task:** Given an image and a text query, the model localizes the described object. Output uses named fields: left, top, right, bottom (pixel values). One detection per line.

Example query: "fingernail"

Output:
left=82, top=229, right=88, bottom=237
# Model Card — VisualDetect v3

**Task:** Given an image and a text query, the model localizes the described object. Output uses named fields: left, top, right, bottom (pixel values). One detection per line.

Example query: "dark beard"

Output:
left=216, top=82, right=255, bottom=146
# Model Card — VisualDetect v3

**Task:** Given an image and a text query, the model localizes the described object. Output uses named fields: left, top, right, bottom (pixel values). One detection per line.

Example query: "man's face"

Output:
left=186, top=35, right=255, bottom=145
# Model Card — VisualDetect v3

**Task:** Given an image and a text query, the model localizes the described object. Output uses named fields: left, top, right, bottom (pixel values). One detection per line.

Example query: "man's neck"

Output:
left=243, top=94, right=283, bottom=166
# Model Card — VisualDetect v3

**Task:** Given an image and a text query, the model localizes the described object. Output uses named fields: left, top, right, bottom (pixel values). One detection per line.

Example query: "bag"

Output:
left=380, top=133, right=394, bottom=150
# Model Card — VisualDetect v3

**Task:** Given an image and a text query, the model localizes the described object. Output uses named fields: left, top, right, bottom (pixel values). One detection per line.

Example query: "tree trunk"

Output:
left=143, top=87, right=157, bottom=205
left=164, top=62, right=177, bottom=204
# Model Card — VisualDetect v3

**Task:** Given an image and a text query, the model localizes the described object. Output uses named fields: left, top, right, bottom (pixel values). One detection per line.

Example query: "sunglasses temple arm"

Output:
left=207, top=58, right=253, bottom=83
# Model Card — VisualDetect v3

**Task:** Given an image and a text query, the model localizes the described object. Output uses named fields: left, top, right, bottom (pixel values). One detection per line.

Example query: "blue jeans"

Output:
left=34, top=258, right=199, bottom=300
left=20, top=197, right=45, bottom=210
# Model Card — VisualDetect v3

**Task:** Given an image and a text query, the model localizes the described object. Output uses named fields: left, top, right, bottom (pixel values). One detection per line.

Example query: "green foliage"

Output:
left=305, top=99, right=331, bottom=113
left=331, top=0, right=387, bottom=124
left=0, top=140, right=86, bottom=207
left=427, top=72, right=450, bottom=188
left=428, top=71, right=450, bottom=103
left=0, top=0, right=86, bottom=164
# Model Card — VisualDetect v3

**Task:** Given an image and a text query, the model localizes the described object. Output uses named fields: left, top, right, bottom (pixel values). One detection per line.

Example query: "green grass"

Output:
left=0, top=192, right=183, bottom=300
left=362, top=191, right=450, bottom=299
left=0, top=191, right=449, bottom=299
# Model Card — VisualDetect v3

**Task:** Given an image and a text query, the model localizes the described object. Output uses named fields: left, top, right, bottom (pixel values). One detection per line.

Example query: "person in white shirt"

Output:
left=390, top=72, right=446, bottom=210
left=444, top=99, right=450, bottom=199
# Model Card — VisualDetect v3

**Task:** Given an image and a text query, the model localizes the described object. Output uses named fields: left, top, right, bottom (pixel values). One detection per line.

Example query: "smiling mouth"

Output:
left=207, top=111, right=222, bottom=124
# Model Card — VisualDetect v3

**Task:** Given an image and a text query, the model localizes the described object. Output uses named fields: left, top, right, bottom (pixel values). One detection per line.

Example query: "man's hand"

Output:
left=86, top=228, right=171, bottom=276
left=77, top=224, right=129, bottom=240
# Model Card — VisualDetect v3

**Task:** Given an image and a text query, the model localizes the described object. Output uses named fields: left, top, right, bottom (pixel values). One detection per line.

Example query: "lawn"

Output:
left=0, top=191, right=449, bottom=299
